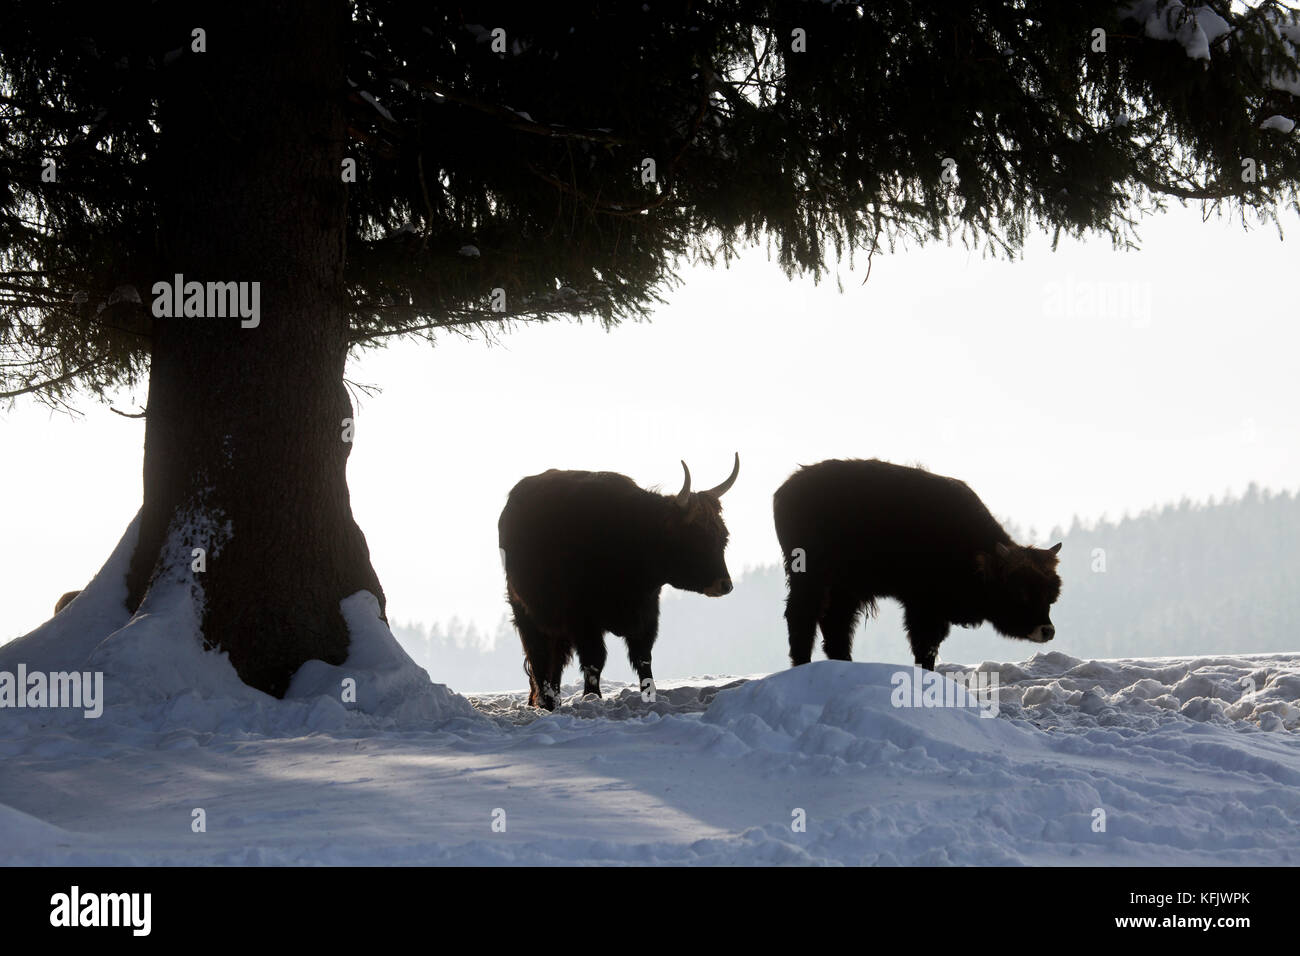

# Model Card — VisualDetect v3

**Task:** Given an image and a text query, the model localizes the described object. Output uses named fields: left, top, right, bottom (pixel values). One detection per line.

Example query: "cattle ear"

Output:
left=1047, top=542, right=1062, bottom=555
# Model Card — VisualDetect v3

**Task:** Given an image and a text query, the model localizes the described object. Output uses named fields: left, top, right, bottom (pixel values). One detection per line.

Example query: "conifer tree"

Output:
left=2, top=1, right=1297, bottom=694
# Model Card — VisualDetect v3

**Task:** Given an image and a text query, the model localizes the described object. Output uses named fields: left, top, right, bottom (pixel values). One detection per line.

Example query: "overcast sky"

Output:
left=3, top=203, right=1297, bottom=643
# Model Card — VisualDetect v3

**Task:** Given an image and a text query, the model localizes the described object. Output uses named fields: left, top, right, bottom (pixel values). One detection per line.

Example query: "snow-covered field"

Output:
left=2, top=522, right=1298, bottom=866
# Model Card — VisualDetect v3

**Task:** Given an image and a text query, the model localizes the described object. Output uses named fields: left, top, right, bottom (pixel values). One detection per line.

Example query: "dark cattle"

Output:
left=500, top=454, right=740, bottom=710
left=54, top=590, right=82, bottom=614
left=774, top=459, right=1061, bottom=671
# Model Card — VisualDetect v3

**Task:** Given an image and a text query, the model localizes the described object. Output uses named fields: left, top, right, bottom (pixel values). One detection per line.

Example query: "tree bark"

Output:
left=126, top=1, right=384, bottom=697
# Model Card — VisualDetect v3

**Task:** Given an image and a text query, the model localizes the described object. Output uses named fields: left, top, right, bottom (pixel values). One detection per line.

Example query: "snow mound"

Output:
left=0, top=512, right=138, bottom=674
left=966, top=651, right=1300, bottom=732
left=0, top=519, right=486, bottom=739
left=288, top=591, right=484, bottom=728
left=703, top=661, right=1037, bottom=768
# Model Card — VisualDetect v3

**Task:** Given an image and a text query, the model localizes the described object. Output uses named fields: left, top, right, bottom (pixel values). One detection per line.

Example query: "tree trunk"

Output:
left=126, top=1, right=384, bottom=697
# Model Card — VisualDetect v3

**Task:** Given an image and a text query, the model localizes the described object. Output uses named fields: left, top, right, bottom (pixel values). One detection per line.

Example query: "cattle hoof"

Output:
left=538, top=682, right=560, bottom=711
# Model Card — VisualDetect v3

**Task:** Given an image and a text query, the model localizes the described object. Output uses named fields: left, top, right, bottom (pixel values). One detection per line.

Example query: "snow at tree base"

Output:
left=1, top=521, right=1296, bottom=866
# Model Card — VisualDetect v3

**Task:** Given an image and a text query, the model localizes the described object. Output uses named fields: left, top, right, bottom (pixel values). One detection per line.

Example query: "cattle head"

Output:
left=977, top=541, right=1062, bottom=643
left=664, top=453, right=739, bottom=597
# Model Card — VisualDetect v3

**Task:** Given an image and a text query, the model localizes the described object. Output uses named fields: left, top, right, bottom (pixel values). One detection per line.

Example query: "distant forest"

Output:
left=393, top=486, right=1300, bottom=694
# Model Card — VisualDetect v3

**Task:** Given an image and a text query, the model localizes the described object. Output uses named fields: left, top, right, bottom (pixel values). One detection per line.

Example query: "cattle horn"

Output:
left=705, top=452, right=740, bottom=498
left=675, top=460, right=692, bottom=507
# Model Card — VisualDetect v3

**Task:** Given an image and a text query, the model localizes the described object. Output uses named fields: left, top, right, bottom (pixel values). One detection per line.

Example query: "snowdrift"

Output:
left=2, top=527, right=1297, bottom=864
left=0, top=516, right=484, bottom=737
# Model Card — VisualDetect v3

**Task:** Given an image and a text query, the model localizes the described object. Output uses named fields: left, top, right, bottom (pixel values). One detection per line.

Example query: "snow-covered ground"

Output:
left=2, top=522, right=1298, bottom=865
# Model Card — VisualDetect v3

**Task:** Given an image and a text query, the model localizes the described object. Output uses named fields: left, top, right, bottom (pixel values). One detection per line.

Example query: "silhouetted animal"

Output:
left=500, top=455, right=740, bottom=710
left=774, top=459, right=1061, bottom=670
left=54, top=590, right=81, bottom=614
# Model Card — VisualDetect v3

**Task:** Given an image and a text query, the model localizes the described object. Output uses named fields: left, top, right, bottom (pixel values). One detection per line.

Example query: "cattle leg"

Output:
left=904, top=605, right=949, bottom=672
left=784, top=581, right=823, bottom=666
left=510, top=600, right=560, bottom=710
left=574, top=629, right=607, bottom=698
left=624, top=631, right=658, bottom=703
left=536, top=653, right=566, bottom=711
left=819, top=589, right=863, bottom=661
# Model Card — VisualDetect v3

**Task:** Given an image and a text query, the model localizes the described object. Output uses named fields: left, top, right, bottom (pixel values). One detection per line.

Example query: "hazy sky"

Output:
left=3, top=204, right=1297, bottom=643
